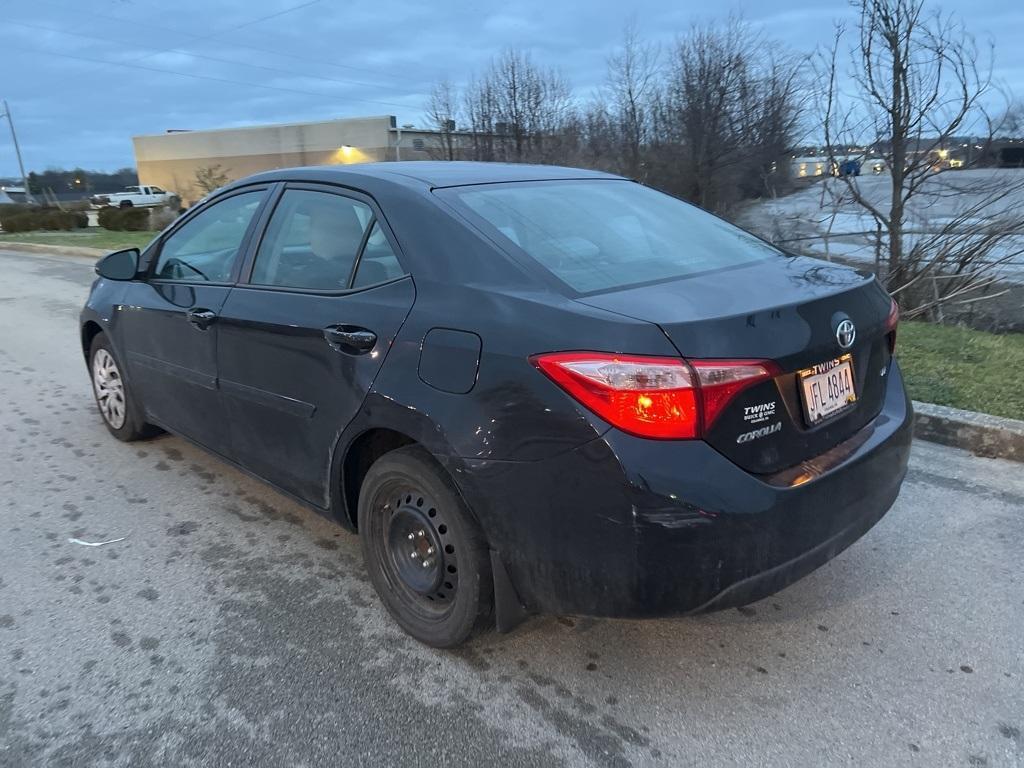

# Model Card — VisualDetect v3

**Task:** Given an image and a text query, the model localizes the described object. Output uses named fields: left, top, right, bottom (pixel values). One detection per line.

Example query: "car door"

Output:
left=217, top=183, right=414, bottom=506
left=118, top=186, right=269, bottom=454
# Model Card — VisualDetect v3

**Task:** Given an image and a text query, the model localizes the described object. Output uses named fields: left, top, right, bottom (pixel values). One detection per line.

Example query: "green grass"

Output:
left=0, top=230, right=159, bottom=251
left=898, top=321, right=1024, bottom=420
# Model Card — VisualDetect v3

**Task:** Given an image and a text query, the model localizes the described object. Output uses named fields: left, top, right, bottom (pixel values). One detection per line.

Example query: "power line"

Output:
left=29, top=0, right=435, bottom=86
left=191, top=0, right=324, bottom=40
left=25, top=0, right=325, bottom=84
left=6, top=19, right=402, bottom=94
left=120, top=0, right=323, bottom=68
left=4, top=42, right=421, bottom=111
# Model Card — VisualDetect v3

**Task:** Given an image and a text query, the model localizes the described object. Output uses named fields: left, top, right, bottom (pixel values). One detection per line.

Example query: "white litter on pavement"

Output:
left=67, top=537, right=127, bottom=547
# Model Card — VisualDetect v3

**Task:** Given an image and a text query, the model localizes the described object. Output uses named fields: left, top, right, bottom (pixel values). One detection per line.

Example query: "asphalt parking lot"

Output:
left=1, top=248, right=1022, bottom=768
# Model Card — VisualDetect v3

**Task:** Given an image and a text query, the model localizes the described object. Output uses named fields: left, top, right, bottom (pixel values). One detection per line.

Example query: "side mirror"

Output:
left=95, top=248, right=140, bottom=280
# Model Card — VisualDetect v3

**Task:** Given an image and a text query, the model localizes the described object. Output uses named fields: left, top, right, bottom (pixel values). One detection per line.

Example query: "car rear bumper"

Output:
left=456, top=360, right=913, bottom=618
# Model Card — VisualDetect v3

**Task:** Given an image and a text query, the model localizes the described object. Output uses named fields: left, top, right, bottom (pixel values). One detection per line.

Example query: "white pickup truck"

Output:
left=91, top=185, right=177, bottom=209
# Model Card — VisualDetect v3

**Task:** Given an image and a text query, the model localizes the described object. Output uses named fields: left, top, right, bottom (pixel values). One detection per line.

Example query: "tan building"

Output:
left=133, top=115, right=442, bottom=205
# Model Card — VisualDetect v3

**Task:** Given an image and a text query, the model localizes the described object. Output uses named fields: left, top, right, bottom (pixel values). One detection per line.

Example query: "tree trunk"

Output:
left=887, top=25, right=906, bottom=291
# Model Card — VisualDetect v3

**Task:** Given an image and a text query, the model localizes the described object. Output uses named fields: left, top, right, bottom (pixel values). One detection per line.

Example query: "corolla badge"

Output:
left=736, top=421, right=782, bottom=444
left=835, top=318, right=856, bottom=349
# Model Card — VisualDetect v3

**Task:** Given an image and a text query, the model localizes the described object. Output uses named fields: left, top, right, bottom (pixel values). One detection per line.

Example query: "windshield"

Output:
left=440, top=179, right=783, bottom=294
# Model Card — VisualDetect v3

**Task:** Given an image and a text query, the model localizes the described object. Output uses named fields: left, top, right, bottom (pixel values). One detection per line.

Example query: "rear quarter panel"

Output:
left=369, top=278, right=681, bottom=462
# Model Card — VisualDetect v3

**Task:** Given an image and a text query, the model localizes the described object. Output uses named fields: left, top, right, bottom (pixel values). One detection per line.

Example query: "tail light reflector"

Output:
left=531, top=352, right=777, bottom=440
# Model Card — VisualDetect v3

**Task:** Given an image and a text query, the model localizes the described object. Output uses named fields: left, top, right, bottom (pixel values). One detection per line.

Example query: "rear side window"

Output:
left=251, top=190, right=371, bottom=290
left=352, top=221, right=404, bottom=288
left=439, top=180, right=782, bottom=294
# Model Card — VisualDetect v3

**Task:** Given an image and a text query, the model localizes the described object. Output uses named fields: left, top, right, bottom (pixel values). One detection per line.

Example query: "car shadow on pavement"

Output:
left=121, top=431, right=910, bottom=766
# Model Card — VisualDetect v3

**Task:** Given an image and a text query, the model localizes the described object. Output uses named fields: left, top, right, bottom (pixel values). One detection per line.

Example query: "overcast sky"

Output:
left=2, top=0, right=1022, bottom=176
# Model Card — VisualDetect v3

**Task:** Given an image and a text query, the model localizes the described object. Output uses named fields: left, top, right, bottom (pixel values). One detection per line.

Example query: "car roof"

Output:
left=239, top=161, right=624, bottom=190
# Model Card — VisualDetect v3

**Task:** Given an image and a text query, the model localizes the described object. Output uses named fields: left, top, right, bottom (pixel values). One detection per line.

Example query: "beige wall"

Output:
left=133, top=116, right=435, bottom=205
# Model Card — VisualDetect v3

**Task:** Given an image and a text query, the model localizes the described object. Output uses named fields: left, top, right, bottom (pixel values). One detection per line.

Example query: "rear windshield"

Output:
left=438, top=179, right=782, bottom=294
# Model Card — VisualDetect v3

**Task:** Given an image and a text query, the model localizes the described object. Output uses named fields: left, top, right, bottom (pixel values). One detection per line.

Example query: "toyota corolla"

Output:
left=79, top=162, right=911, bottom=647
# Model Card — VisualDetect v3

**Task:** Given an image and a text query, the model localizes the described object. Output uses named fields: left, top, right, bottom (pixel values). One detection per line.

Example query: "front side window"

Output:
left=150, top=186, right=165, bottom=194
left=438, top=180, right=783, bottom=294
left=250, top=190, right=371, bottom=290
left=153, top=190, right=263, bottom=282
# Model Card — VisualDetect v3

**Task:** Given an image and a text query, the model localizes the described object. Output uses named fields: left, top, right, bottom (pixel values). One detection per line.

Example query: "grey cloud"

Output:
left=0, top=0, right=1020, bottom=173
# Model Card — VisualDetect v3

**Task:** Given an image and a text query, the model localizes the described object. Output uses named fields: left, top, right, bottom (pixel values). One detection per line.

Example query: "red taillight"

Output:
left=886, top=298, right=899, bottom=354
left=531, top=352, right=777, bottom=440
left=690, top=360, right=777, bottom=428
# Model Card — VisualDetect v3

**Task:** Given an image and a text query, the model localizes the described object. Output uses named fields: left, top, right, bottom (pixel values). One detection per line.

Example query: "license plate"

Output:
left=798, top=354, right=857, bottom=425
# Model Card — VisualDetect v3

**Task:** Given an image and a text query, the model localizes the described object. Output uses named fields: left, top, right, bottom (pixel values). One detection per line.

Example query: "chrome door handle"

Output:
left=186, top=308, right=217, bottom=330
left=323, top=325, right=377, bottom=355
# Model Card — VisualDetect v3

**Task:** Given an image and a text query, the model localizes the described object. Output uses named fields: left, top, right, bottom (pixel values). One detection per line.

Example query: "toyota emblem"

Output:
left=835, top=319, right=856, bottom=349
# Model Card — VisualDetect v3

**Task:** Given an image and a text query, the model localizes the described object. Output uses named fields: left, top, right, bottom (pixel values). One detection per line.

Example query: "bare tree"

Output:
left=655, top=17, right=803, bottom=212
left=426, top=79, right=460, bottom=160
left=490, top=48, right=573, bottom=161
left=421, top=20, right=801, bottom=210
left=603, top=19, right=660, bottom=179
left=819, top=0, right=1024, bottom=316
left=194, top=164, right=231, bottom=195
left=661, top=20, right=748, bottom=208
left=458, top=49, right=574, bottom=163
left=460, top=73, right=495, bottom=161
left=997, top=100, right=1024, bottom=137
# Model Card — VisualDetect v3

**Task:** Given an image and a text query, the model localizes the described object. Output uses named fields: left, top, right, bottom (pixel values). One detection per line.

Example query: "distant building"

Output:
left=998, top=145, right=1024, bottom=168
left=133, top=115, right=445, bottom=205
left=790, top=155, right=885, bottom=178
left=791, top=157, right=828, bottom=178
left=0, top=185, right=26, bottom=204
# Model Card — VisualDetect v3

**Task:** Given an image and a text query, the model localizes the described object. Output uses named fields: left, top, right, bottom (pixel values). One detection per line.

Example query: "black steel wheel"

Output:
left=358, top=445, right=492, bottom=647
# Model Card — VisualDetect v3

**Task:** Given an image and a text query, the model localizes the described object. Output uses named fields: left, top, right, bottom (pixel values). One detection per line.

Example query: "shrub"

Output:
left=98, top=206, right=151, bottom=231
left=0, top=203, right=34, bottom=216
left=0, top=207, right=87, bottom=232
left=96, top=207, right=121, bottom=230
left=148, top=205, right=180, bottom=231
left=0, top=212, right=35, bottom=232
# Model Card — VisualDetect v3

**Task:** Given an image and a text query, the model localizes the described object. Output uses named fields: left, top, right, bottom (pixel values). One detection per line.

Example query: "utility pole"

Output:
left=1, top=99, right=34, bottom=204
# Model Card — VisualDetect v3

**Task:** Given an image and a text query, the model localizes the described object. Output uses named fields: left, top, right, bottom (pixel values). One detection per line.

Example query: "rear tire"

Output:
left=358, top=446, right=492, bottom=647
left=119, top=200, right=133, bottom=208
left=89, top=333, right=150, bottom=442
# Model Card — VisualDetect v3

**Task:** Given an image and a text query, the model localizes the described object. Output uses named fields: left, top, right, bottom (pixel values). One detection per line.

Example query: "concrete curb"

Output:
left=913, top=401, right=1024, bottom=462
left=0, top=241, right=107, bottom=258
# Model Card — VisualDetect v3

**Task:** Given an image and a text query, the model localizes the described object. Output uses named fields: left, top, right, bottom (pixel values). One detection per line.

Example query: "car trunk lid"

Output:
left=576, top=256, right=896, bottom=474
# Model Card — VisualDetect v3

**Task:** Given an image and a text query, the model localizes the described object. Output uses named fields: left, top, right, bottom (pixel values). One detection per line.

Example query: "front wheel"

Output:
left=89, top=333, right=150, bottom=441
left=358, top=446, right=492, bottom=647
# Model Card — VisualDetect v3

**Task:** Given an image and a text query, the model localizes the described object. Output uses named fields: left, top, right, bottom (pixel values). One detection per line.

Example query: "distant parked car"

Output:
left=837, top=159, right=862, bottom=177
left=79, top=162, right=911, bottom=647
left=92, top=185, right=177, bottom=209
